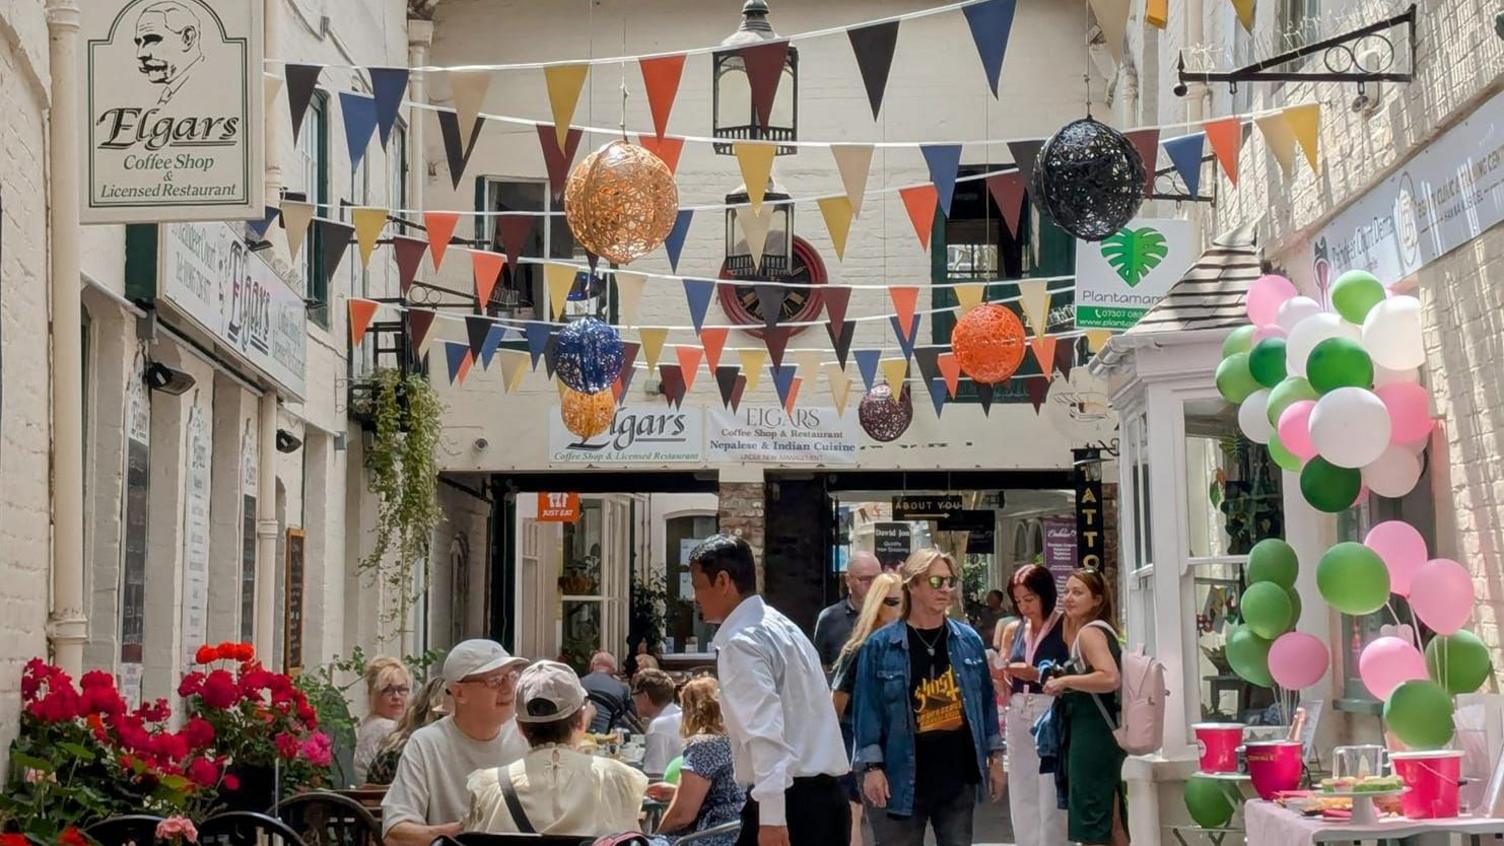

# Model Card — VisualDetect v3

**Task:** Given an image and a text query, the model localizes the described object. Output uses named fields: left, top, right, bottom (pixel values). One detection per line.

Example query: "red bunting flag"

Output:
left=675, top=346, right=704, bottom=392
left=1025, top=376, right=1051, bottom=413
left=1030, top=335, right=1058, bottom=378
left=899, top=185, right=939, bottom=251
left=471, top=250, right=505, bottom=305
left=1203, top=117, right=1243, bottom=185
left=937, top=352, right=961, bottom=398
left=741, top=41, right=791, bottom=133
left=392, top=235, right=427, bottom=296
left=888, top=286, right=919, bottom=336
left=537, top=124, right=584, bottom=198
left=424, top=211, right=461, bottom=271
left=699, top=327, right=729, bottom=373
left=784, top=376, right=803, bottom=416
left=348, top=298, right=379, bottom=347
left=636, top=134, right=685, bottom=176
left=497, top=215, right=534, bottom=274
left=984, top=172, right=1026, bottom=238
left=639, top=54, right=686, bottom=140
left=1124, top=128, right=1161, bottom=195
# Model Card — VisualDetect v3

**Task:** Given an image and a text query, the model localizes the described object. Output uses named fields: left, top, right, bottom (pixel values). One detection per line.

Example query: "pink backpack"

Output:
left=1077, top=620, right=1168, bottom=756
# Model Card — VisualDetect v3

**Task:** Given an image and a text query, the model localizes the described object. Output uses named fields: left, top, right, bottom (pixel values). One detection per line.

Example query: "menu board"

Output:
left=284, top=528, right=305, bottom=673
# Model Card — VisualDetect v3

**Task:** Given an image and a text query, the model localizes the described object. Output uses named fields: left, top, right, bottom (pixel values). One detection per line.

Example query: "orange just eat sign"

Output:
left=537, top=492, right=580, bottom=522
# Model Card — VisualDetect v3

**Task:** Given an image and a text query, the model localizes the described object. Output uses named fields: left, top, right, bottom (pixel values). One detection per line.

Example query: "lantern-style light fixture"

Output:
left=712, top=0, right=799, bottom=156
left=723, top=181, right=795, bottom=279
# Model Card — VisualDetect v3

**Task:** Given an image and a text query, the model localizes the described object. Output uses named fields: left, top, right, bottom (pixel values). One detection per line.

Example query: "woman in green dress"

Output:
left=1043, top=569, right=1128, bottom=846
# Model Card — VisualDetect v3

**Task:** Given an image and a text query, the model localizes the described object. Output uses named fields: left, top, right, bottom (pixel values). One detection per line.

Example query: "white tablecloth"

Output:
left=1245, top=799, right=1504, bottom=844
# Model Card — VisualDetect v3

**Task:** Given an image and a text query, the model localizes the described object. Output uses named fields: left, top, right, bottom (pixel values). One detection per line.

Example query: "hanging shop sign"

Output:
left=157, top=222, right=307, bottom=399
left=892, top=494, right=965, bottom=520
left=1043, top=516, right=1078, bottom=591
left=82, top=0, right=265, bottom=224
left=1314, top=89, right=1504, bottom=287
left=1075, top=218, right=1195, bottom=329
left=873, top=522, right=913, bottom=570
left=549, top=405, right=705, bottom=464
left=1076, top=479, right=1104, bottom=570
left=704, top=406, right=859, bottom=465
left=537, top=492, right=581, bottom=523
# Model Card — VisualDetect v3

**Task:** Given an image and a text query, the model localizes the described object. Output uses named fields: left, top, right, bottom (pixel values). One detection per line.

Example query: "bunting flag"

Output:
left=754, top=284, right=789, bottom=329
left=1085, top=328, right=1114, bottom=353
left=730, top=374, right=748, bottom=412
left=615, top=342, right=641, bottom=402
left=537, top=124, right=585, bottom=198
left=827, top=321, right=856, bottom=369
left=913, top=346, right=944, bottom=387
left=889, top=314, right=921, bottom=360
left=900, top=185, right=939, bottom=251
left=247, top=206, right=281, bottom=241
left=1255, top=112, right=1298, bottom=178
left=424, top=211, right=462, bottom=271
left=501, top=349, right=529, bottom=393
left=281, top=201, right=314, bottom=260
left=471, top=250, right=506, bottom=305
left=784, top=376, right=803, bottom=415
left=879, top=357, right=908, bottom=393
left=831, top=145, right=875, bottom=218
left=817, top=197, right=855, bottom=260
left=659, top=364, right=687, bottom=408
left=465, top=314, right=492, bottom=359
left=1025, top=375, right=1051, bottom=413
left=545, top=262, right=577, bottom=319
left=393, top=236, right=427, bottom=295
left=445, top=342, right=475, bottom=386
left=639, top=327, right=669, bottom=371
left=348, top=298, right=379, bottom=347
left=823, top=286, right=853, bottom=340
left=771, top=364, right=798, bottom=410
left=316, top=219, right=355, bottom=291
left=408, top=309, right=438, bottom=357
left=682, top=279, right=716, bottom=334
left=1146, top=0, right=1169, bottom=28
left=1284, top=104, right=1321, bottom=172
left=639, top=54, right=686, bottom=140
left=741, top=40, right=791, bottom=132
left=937, top=352, right=961, bottom=398
left=954, top=282, right=986, bottom=315
left=351, top=207, right=387, bottom=268
left=738, top=206, right=773, bottom=271
left=525, top=322, right=552, bottom=368
left=739, top=349, right=767, bottom=391
left=763, top=326, right=792, bottom=368
left=826, top=363, right=853, bottom=416
left=369, top=67, right=410, bottom=148
left=921, top=144, right=964, bottom=217
left=542, top=333, right=562, bottom=378
left=1162, top=133, right=1205, bottom=198
left=888, top=286, right=919, bottom=334
left=927, top=378, right=949, bottom=417
left=1030, top=335, right=1058, bottom=378
left=615, top=271, right=647, bottom=326
left=479, top=323, right=508, bottom=369
left=734, top=142, right=777, bottom=213
left=497, top=215, right=533, bottom=272
left=339, top=91, right=379, bottom=171
left=1018, top=279, right=1051, bottom=336
left=984, top=172, right=1026, bottom=238
left=700, top=327, right=729, bottom=372
left=1230, top=0, right=1255, bottom=32
left=975, top=381, right=995, bottom=415
left=963, top=0, right=1018, bottom=96
left=716, top=366, right=742, bottom=409
left=854, top=349, right=881, bottom=391
left=450, top=69, right=491, bottom=144
left=1007, top=140, right=1043, bottom=188
left=1124, top=128, right=1161, bottom=195
left=848, top=20, right=900, bottom=120
left=543, top=64, right=590, bottom=148
left=791, top=349, right=823, bottom=387
left=438, top=110, right=486, bottom=190
left=664, top=209, right=694, bottom=272
left=1088, top=0, right=1130, bottom=62
left=1056, top=338, right=1077, bottom=381
left=286, top=63, right=322, bottom=143
left=637, top=134, right=685, bottom=175
left=676, top=346, right=704, bottom=392
left=1204, top=117, right=1243, bottom=185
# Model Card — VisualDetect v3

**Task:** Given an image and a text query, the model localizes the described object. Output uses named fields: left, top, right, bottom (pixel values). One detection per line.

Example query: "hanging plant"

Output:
left=360, top=369, right=443, bottom=620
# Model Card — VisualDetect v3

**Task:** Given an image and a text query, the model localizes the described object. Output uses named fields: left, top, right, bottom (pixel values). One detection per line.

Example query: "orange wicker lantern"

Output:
left=951, top=303, right=1026, bottom=384
left=564, top=140, right=680, bottom=264
left=560, top=387, right=616, bottom=439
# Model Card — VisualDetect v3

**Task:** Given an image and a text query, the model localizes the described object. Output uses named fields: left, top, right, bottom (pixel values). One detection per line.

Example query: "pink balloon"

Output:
left=1359, top=636, right=1428, bottom=699
left=1410, top=558, right=1474, bottom=635
left=1269, top=631, right=1330, bottom=689
left=1278, top=401, right=1318, bottom=460
left=1254, top=324, right=1289, bottom=342
left=1365, top=521, right=1428, bottom=597
left=1248, top=274, right=1299, bottom=325
left=1376, top=382, right=1434, bottom=446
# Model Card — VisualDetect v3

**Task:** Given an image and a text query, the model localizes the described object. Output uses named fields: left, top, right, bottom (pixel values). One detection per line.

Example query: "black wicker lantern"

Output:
left=712, top=0, right=798, bottom=156
left=1029, top=117, right=1147, bottom=242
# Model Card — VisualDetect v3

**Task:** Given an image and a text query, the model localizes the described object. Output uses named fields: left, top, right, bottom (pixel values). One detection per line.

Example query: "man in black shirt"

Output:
left=813, top=551, right=881, bottom=668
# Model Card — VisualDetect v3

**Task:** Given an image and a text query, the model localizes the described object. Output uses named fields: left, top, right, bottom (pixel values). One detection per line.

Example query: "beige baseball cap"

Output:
left=441, top=639, right=529, bottom=688
left=515, top=660, right=587, bottom=723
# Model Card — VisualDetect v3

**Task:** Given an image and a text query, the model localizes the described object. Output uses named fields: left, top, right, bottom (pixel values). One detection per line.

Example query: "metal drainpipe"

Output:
left=1186, top=0, right=1211, bottom=248
left=255, top=0, right=284, bottom=661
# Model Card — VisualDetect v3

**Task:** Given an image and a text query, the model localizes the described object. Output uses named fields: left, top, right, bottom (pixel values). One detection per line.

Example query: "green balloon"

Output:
left=1384, top=680, right=1456, bottom=749
left=1300, top=457, right=1363, bottom=513
left=1267, top=377, right=1320, bottom=426
left=1248, top=539, right=1300, bottom=588
left=1331, top=270, right=1387, bottom=324
left=1227, top=624, right=1275, bottom=688
left=1216, top=353, right=1260, bottom=404
left=1426, top=630, right=1493, bottom=695
left=1242, top=581, right=1295, bottom=638
left=1306, top=337, right=1374, bottom=393
left=1249, top=338, right=1289, bottom=388
left=1185, top=775, right=1238, bottom=828
left=1223, top=325, right=1258, bottom=358
left=1316, top=542, right=1391, bottom=615
left=1267, top=432, right=1304, bottom=472
left=664, top=756, right=684, bottom=784
left=1286, top=585, right=1303, bottom=626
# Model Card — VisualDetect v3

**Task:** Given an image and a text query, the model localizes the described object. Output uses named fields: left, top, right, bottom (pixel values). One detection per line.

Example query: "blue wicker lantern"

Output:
left=555, top=317, right=625, bottom=394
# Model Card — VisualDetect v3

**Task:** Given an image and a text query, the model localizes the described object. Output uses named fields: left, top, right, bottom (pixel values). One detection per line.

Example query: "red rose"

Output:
left=20, top=659, right=48, bottom=700
left=185, top=756, right=220, bottom=788
left=297, top=703, right=318, bottom=729
left=59, top=827, right=89, bottom=846
left=36, top=686, right=82, bottom=723
left=215, top=641, right=238, bottom=661
left=222, top=773, right=241, bottom=791
left=178, top=671, right=205, bottom=699
left=199, top=670, right=238, bottom=710
left=152, top=731, right=190, bottom=763
left=183, top=717, right=215, bottom=749
left=2, top=833, right=33, bottom=846
left=80, top=670, right=114, bottom=690
left=235, top=643, right=255, bottom=661
left=138, top=698, right=171, bottom=723
left=238, top=668, right=274, bottom=698
left=274, top=732, right=300, bottom=760
left=194, top=644, right=218, bottom=665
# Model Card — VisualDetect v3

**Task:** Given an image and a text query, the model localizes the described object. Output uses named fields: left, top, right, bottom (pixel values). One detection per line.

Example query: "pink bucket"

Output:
left=1194, top=723, right=1245, bottom=773
left=1245, top=740, right=1303, bottom=800
left=1392, top=750, right=1463, bottom=819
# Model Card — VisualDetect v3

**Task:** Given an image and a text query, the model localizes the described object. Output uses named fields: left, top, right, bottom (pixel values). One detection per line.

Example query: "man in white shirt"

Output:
left=689, top=534, right=851, bottom=846
left=381, top=640, right=530, bottom=846
left=631, top=668, right=682, bottom=775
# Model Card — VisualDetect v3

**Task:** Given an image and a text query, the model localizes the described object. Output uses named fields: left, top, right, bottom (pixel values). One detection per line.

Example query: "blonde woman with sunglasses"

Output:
left=828, top=572, right=903, bottom=846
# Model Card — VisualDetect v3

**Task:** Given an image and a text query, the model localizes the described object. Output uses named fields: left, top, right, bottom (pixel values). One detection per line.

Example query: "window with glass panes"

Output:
left=297, top=93, right=331, bottom=328
left=390, top=122, right=409, bottom=235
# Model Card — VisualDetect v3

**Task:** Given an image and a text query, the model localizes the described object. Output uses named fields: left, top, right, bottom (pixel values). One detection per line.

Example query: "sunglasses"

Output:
left=882, top=598, right=901, bottom=607
left=923, top=576, right=959, bottom=590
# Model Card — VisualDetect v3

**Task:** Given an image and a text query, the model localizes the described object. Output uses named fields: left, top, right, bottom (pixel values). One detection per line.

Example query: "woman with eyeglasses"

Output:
left=355, top=656, right=411, bottom=784
left=997, top=564, right=1069, bottom=846
left=830, top=572, right=903, bottom=846
left=851, top=550, right=1004, bottom=846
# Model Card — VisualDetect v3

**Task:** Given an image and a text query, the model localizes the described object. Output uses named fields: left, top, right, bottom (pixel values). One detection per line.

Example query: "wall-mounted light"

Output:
left=144, top=362, right=196, bottom=395
left=275, top=429, right=303, bottom=453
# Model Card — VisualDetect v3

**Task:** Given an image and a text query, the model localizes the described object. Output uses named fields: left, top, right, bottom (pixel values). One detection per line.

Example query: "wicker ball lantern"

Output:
left=555, top=317, right=625, bottom=394
left=564, top=140, right=680, bottom=264
left=951, top=304, right=1027, bottom=385
left=1029, top=117, right=1147, bottom=242
left=560, top=387, right=617, bottom=439
left=858, top=381, right=913, bottom=442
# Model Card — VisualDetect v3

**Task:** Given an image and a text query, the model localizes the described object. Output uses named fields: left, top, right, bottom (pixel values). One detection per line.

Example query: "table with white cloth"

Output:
left=1245, top=798, right=1504, bottom=844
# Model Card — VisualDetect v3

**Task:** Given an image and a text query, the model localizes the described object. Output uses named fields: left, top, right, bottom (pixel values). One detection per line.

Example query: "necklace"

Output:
left=912, top=624, right=946, bottom=657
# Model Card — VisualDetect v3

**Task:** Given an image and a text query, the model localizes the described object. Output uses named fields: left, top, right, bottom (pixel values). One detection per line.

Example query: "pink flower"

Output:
left=299, top=731, right=334, bottom=767
left=155, top=816, right=199, bottom=844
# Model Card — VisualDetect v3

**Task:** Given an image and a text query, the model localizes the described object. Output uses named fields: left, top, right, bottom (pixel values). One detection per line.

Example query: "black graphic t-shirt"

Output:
left=907, top=624, right=979, bottom=800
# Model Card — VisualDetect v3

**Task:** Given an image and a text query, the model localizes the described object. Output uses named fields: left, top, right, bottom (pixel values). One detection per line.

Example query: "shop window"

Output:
left=1120, top=412, right=1156, bottom=657
left=238, top=425, right=257, bottom=643
left=560, top=501, right=605, bottom=671
left=476, top=178, right=612, bottom=324
left=659, top=514, right=719, bottom=654
left=390, top=121, right=409, bottom=235
left=120, top=366, right=151, bottom=675
left=297, top=92, right=331, bottom=328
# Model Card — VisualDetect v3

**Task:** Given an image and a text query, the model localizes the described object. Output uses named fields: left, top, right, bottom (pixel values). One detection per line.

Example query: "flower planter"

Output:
left=220, top=764, right=278, bottom=813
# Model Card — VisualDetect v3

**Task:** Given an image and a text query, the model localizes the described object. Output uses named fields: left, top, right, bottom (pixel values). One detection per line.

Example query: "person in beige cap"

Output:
left=382, top=639, right=531, bottom=846
left=464, top=660, right=649, bottom=837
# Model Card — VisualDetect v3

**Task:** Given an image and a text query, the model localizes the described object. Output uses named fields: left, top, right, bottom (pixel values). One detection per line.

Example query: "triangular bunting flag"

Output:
left=817, top=197, right=854, bottom=261
left=754, top=284, right=789, bottom=329
left=826, top=321, right=856, bottom=369
left=471, top=250, right=506, bottom=305
left=637, top=134, right=685, bottom=175
left=675, top=346, right=704, bottom=392
left=445, top=342, right=474, bottom=387
left=847, top=20, right=900, bottom=120
left=682, top=279, right=716, bottom=335
left=658, top=364, right=686, bottom=408
left=823, top=286, right=853, bottom=339
left=889, top=314, right=921, bottom=360
left=369, top=67, right=410, bottom=148
left=733, top=142, right=777, bottom=213
left=449, top=69, right=491, bottom=145
left=1025, top=376, right=1051, bottom=413
left=437, top=110, right=486, bottom=190
left=424, top=211, right=462, bottom=271
left=737, top=206, right=773, bottom=271
left=954, top=282, right=986, bottom=315
left=247, top=206, right=280, bottom=241
left=407, top=309, right=438, bottom=357
left=899, top=185, right=939, bottom=251
left=1230, top=0, right=1255, bottom=32
left=525, top=321, right=552, bottom=369
left=913, top=347, right=944, bottom=386
left=730, top=374, right=748, bottom=413
left=465, top=315, right=493, bottom=359
left=1255, top=112, right=1298, bottom=178
left=543, top=64, right=589, bottom=148
left=739, top=349, right=767, bottom=391
left=716, top=366, right=742, bottom=409
left=975, top=381, right=995, bottom=416
left=927, top=378, right=949, bottom=417
left=1007, top=140, right=1044, bottom=188
left=1030, top=335, right=1059, bottom=377
left=497, top=215, right=533, bottom=272
left=351, top=206, right=387, bottom=269
left=1085, top=328, right=1114, bottom=353
left=985, top=172, right=1026, bottom=238
left=664, top=209, right=693, bottom=272
left=338, top=91, right=379, bottom=172
left=1204, top=117, right=1243, bottom=185
left=1056, top=338, right=1077, bottom=381
left=545, top=263, right=577, bottom=319
left=1146, top=0, right=1169, bottom=28
left=763, top=326, right=792, bottom=369
left=495, top=350, right=525, bottom=393
left=889, top=286, right=919, bottom=334
left=854, top=350, right=881, bottom=392
left=880, top=358, right=909, bottom=394
left=794, top=351, right=825, bottom=391
left=393, top=236, right=427, bottom=295
left=826, top=363, right=853, bottom=416
left=537, top=124, right=585, bottom=198
left=784, top=376, right=803, bottom=415
left=938, top=353, right=961, bottom=398
left=831, top=145, right=875, bottom=218
left=921, top=144, right=964, bottom=216
left=639, top=54, right=686, bottom=140
left=771, top=364, right=798, bottom=410
left=1162, top=133, right=1206, bottom=198
left=1018, top=279, right=1051, bottom=336
left=281, top=201, right=314, bottom=261
left=1284, top=104, right=1321, bottom=172
left=1087, top=0, right=1130, bottom=62
left=619, top=341, right=641, bottom=383
left=615, top=271, right=647, bottom=326
left=542, top=333, right=561, bottom=379
left=699, top=327, right=729, bottom=372
left=285, top=64, right=322, bottom=143
left=1124, top=128, right=1161, bottom=195
left=316, top=219, right=355, bottom=291
left=348, top=298, right=379, bottom=347
left=639, top=328, right=669, bottom=371
left=963, top=0, right=1019, bottom=96
left=740, top=40, right=791, bottom=131
left=479, top=324, right=507, bottom=369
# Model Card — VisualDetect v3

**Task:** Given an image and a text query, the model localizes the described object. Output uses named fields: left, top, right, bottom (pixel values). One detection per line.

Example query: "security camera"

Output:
left=276, top=429, right=303, bottom=453
left=144, top=362, right=195, bottom=395
left=1172, top=81, right=1189, bottom=97
left=474, top=437, right=489, bottom=450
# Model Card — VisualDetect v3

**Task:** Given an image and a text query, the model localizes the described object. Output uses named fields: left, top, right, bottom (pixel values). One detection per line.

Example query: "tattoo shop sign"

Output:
left=83, top=0, right=265, bottom=223
left=705, top=406, right=859, bottom=465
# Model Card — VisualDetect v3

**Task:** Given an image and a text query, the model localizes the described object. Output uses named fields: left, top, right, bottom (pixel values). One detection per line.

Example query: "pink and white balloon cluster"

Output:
left=1217, top=271, right=1433, bottom=513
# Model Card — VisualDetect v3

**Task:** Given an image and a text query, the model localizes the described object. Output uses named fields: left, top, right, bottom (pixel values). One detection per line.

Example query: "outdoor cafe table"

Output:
left=1245, top=798, right=1504, bottom=844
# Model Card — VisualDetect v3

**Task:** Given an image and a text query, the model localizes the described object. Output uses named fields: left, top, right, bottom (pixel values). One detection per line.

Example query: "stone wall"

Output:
left=716, top=481, right=766, bottom=590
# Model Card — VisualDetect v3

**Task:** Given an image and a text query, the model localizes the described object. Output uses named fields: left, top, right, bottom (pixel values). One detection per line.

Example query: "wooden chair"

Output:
left=83, top=814, right=167, bottom=846
left=197, top=811, right=307, bottom=846
left=277, top=791, right=382, bottom=846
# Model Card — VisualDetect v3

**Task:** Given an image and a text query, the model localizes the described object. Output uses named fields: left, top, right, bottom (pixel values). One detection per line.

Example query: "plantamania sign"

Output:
left=1074, top=218, right=1193, bottom=329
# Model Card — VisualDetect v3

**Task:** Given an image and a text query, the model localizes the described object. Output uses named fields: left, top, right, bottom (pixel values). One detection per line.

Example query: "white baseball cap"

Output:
left=441, top=639, right=528, bottom=688
left=515, top=660, right=587, bottom=723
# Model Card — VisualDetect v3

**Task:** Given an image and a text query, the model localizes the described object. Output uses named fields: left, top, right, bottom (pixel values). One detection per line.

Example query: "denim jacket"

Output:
left=850, top=618, right=1003, bottom=816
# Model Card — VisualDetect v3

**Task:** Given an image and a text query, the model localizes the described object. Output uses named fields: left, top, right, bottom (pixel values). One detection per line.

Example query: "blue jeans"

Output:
left=866, top=789, right=975, bottom=846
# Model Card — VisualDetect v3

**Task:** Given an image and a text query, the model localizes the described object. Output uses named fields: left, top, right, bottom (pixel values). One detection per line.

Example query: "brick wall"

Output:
left=716, top=481, right=765, bottom=590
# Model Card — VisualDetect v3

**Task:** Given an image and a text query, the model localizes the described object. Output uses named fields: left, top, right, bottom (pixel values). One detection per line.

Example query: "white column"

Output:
left=407, top=20, right=433, bottom=220
left=46, top=0, right=88, bottom=676
left=255, top=394, right=278, bottom=660
left=264, top=0, right=283, bottom=202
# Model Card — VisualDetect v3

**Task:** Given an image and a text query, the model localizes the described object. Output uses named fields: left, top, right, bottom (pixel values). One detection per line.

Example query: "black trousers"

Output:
left=735, top=774, right=851, bottom=846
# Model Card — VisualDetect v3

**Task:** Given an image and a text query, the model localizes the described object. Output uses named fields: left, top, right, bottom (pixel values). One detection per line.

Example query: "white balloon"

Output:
left=1286, top=312, right=1361, bottom=378
left=1276, top=296, right=1323, bottom=332
left=1309, top=386, right=1392, bottom=468
left=1373, top=363, right=1420, bottom=387
left=1238, top=389, right=1274, bottom=444
left=1362, top=295, right=1425, bottom=370
left=1364, top=445, right=1423, bottom=498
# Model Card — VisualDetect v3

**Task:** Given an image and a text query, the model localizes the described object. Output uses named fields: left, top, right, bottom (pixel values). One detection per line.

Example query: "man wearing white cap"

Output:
left=382, top=639, right=531, bottom=846
left=464, top=660, right=649, bottom=837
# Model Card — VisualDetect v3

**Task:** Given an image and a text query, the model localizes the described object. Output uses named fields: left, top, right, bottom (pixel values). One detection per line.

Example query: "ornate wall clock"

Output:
left=717, top=236, right=828, bottom=338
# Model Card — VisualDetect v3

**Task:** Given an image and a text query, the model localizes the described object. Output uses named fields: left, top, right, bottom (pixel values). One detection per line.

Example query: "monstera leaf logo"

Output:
left=1100, top=227, right=1170, bottom=287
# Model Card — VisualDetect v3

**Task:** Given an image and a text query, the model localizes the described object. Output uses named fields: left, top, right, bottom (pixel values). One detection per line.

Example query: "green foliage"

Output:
left=298, top=646, right=446, bottom=786
left=1100, top=227, right=1170, bottom=287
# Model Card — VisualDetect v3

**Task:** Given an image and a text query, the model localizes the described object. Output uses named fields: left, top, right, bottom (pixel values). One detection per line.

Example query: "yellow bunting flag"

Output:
left=1145, top=0, right=1168, bottom=28
left=639, top=327, right=669, bottom=372
left=880, top=358, right=909, bottom=393
left=501, top=350, right=529, bottom=393
left=733, top=142, right=777, bottom=214
left=352, top=207, right=388, bottom=268
left=615, top=271, right=647, bottom=327
left=1284, top=103, right=1321, bottom=172
left=736, top=206, right=772, bottom=271
left=449, top=69, right=491, bottom=143
left=543, top=64, right=590, bottom=148
left=825, top=363, right=852, bottom=416
left=1255, top=112, right=1298, bottom=179
left=280, top=201, right=315, bottom=260
left=1088, top=0, right=1130, bottom=62
left=1018, top=279, right=1052, bottom=337
left=739, top=349, right=767, bottom=391
left=545, top=263, right=576, bottom=320
left=817, top=196, right=855, bottom=261
left=830, top=144, right=874, bottom=219
left=1085, top=329, right=1114, bottom=354
left=954, top=282, right=986, bottom=315
left=795, top=349, right=825, bottom=383
left=1230, top=0, right=1255, bottom=32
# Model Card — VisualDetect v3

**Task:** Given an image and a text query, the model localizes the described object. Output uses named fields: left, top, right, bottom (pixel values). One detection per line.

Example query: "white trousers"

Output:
left=1005, top=692, right=1069, bottom=846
